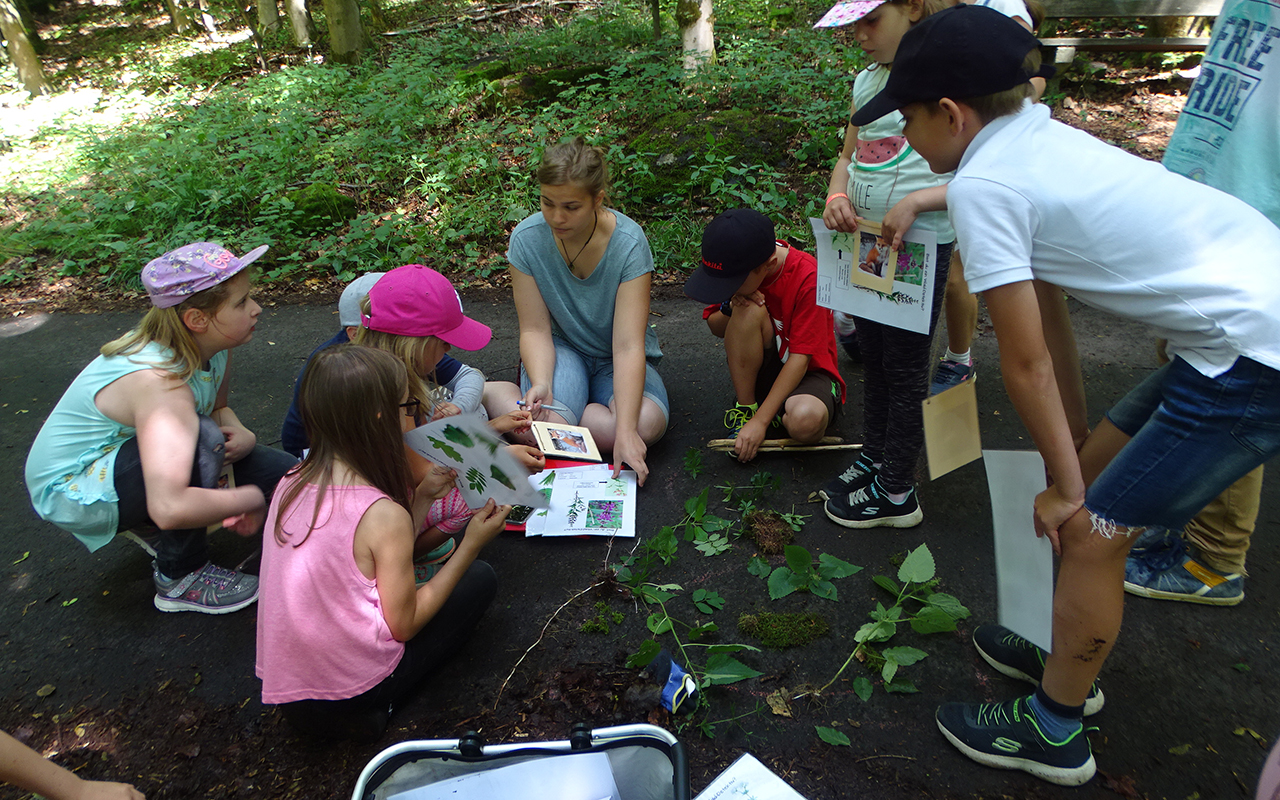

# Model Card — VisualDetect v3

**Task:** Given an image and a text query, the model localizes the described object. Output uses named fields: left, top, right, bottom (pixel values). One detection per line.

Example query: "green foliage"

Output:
left=764, top=544, right=861, bottom=601
left=682, top=447, right=703, bottom=479
left=692, top=588, right=725, bottom=614
left=580, top=601, right=625, bottom=634
left=816, top=726, right=850, bottom=746
left=1, top=0, right=863, bottom=284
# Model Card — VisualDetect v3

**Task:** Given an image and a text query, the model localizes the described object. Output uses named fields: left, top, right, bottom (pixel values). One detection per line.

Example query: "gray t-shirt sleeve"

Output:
left=443, top=363, right=485, bottom=414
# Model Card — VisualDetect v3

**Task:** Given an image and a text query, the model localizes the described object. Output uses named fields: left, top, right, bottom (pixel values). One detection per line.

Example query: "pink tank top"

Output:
left=256, top=477, right=405, bottom=704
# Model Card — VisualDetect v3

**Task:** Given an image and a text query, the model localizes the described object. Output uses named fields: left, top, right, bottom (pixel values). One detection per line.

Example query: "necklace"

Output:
left=558, top=210, right=598, bottom=275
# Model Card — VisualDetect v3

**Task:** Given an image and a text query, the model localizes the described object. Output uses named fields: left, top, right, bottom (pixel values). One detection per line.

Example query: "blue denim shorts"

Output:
left=519, top=338, right=670, bottom=427
left=1086, top=356, right=1280, bottom=533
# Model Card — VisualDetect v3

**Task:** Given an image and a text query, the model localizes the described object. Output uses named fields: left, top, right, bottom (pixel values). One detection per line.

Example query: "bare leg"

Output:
left=581, top=397, right=668, bottom=451
left=781, top=394, right=828, bottom=443
left=722, top=302, right=773, bottom=405
left=944, top=251, right=978, bottom=355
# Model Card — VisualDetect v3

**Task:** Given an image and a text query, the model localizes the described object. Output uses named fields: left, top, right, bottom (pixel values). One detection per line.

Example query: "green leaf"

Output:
left=882, top=646, right=928, bottom=666
left=784, top=544, right=813, bottom=576
left=816, top=726, right=851, bottom=746
left=872, top=574, right=901, bottom=596
left=870, top=602, right=902, bottom=622
left=692, top=589, right=725, bottom=613
left=810, top=579, right=838, bottom=601
left=688, top=622, right=718, bottom=640
left=897, top=544, right=936, bottom=585
left=700, top=514, right=733, bottom=532
left=646, top=613, right=673, bottom=635
left=747, top=556, right=772, bottom=578
left=884, top=679, right=918, bottom=694
left=854, top=620, right=896, bottom=643
left=683, top=447, right=703, bottom=478
left=881, top=660, right=898, bottom=684
left=703, top=653, right=763, bottom=685
left=768, top=567, right=800, bottom=600
left=625, top=640, right=661, bottom=668
left=704, top=643, right=760, bottom=654
left=685, top=488, right=709, bottom=520
left=909, top=607, right=959, bottom=634
left=817, top=553, right=862, bottom=580
left=925, top=592, right=971, bottom=620
left=12, top=551, right=29, bottom=565
left=639, top=585, right=677, bottom=605
left=852, top=676, right=873, bottom=701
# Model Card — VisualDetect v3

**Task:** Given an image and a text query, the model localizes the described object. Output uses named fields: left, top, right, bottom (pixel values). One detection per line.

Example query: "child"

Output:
left=815, top=0, right=955, bottom=528
left=507, top=137, right=669, bottom=486
left=1, top=727, right=143, bottom=799
left=25, top=243, right=297, bottom=614
left=849, top=6, right=1280, bottom=784
left=1122, top=0, right=1279, bottom=607
left=257, top=344, right=510, bottom=741
left=352, top=264, right=541, bottom=576
left=281, top=268, right=519, bottom=457
left=684, top=208, right=845, bottom=462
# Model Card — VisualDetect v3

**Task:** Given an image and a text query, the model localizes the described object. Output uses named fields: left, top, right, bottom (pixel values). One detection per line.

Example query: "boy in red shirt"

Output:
left=686, top=209, right=845, bottom=462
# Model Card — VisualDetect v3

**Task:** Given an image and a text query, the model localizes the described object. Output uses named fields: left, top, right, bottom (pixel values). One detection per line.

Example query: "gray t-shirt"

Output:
left=507, top=209, right=662, bottom=361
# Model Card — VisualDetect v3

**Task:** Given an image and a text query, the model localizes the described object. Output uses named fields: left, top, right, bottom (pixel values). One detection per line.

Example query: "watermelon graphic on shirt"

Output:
left=855, top=135, right=911, bottom=172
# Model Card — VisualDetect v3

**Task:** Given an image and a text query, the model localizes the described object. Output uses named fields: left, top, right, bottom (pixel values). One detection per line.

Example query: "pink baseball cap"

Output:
left=142, top=242, right=268, bottom=309
left=362, top=264, right=492, bottom=350
left=814, top=0, right=886, bottom=27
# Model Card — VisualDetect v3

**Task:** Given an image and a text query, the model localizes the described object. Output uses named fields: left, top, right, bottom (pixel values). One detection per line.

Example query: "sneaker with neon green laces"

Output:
left=936, top=695, right=1096, bottom=786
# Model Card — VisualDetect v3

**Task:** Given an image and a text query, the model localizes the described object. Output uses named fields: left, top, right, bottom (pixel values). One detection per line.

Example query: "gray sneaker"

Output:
left=153, top=561, right=259, bottom=614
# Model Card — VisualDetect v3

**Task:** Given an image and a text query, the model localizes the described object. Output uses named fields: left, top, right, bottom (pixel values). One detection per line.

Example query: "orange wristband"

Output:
left=825, top=193, right=849, bottom=205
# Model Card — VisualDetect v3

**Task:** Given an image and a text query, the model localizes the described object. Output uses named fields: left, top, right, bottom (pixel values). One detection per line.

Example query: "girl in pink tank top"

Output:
left=256, top=345, right=511, bottom=741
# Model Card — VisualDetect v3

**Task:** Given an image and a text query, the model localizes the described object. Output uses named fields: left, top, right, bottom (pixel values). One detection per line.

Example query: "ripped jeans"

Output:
left=1085, top=355, right=1280, bottom=534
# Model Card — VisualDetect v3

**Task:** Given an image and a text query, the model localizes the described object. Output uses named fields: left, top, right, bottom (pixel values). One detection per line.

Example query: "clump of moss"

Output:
left=744, top=509, right=794, bottom=555
left=580, top=601, right=625, bottom=635
left=739, top=611, right=830, bottom=649
left=284, top=182, right=357, bottom=235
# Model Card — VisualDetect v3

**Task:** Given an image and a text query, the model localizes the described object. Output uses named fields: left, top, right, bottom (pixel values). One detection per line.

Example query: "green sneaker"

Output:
left=972, top=624, right=1104, bottom=715
left=413, top=537, right=456, bottom=586
left=936, top=696, right=1096, bottom=786
left=723, top=402, right=758, bottom=437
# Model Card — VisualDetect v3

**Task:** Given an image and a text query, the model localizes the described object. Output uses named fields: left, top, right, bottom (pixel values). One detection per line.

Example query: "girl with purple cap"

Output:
left=25, top=243, right=297, bottom=615
left=351, top=264, right=541, bottom=581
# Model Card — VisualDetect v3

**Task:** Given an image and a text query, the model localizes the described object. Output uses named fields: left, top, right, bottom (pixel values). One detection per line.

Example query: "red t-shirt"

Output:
left=703, top=244, right=846, bottom=402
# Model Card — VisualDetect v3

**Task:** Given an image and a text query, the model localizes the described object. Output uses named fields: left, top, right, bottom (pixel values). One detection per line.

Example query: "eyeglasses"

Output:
left=399, top=398, right=423, bottom=424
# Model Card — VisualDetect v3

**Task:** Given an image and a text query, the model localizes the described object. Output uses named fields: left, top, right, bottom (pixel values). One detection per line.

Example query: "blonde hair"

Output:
left=100, top=278, right=236, bottom=382
left=536, top=136, right=610, bottom=197
left=351, top=295, right=446, bottom=410
left=958, top=48, right=1042, bottom=122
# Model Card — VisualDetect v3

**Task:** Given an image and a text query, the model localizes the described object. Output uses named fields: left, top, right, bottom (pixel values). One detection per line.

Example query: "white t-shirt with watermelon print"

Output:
left=847, top=62, right=956, bottom=244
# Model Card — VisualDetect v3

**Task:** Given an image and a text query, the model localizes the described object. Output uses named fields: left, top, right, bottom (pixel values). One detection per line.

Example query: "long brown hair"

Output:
left=100, top=278, right=236, bottom=381
left=274, top=344, right=414, bottom=546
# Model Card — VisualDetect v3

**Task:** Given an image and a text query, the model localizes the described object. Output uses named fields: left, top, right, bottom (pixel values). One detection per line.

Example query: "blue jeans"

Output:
left=519, top=337, right=669, bottom=427
left=1087, top=356, right=1280, bottom=532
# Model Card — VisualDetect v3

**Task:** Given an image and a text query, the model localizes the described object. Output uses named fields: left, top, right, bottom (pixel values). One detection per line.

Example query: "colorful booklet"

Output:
left=403, top=414, right=548, bottom=510
left=530, top=420, right=603, bottom=462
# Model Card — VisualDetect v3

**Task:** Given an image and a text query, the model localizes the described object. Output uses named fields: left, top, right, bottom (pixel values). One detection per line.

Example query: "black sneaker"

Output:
left=824, top=478, right=922, bottom=529
left=973, top=624, right=1105, bottom=716
left=936, top=696, right=1096, bottom=786
left=814, top=453, right=878, bottom=501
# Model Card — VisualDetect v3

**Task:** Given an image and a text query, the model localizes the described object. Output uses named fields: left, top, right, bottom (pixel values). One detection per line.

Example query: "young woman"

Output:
left=507, top=137, right=668, bottom=485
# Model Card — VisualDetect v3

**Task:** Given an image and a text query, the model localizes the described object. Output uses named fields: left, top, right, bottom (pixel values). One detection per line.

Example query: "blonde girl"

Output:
left=25, top=243, right=296, bottom=614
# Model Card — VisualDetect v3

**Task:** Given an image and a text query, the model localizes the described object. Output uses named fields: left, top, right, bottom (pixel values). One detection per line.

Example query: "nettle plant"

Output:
left=750, top=545, right=862, bottom=601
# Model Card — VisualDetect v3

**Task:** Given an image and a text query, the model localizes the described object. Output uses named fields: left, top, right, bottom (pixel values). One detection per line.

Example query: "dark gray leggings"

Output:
left=854, top=242, right=953, bottom=494
left=113, top=415, right=297, bottom=577
left=278, top=560, right=498, bottom=741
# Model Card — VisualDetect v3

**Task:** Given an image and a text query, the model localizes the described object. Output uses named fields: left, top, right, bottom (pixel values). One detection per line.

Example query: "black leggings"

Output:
left=854, top=242, right=953, bottom=494
left=114, top=415, right=298, bottom=577
left=278, top=560, right=498, bottom=740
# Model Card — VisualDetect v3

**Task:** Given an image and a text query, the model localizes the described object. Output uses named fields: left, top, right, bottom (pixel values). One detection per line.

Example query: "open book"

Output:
left=531, top=421, right=603, bottom=462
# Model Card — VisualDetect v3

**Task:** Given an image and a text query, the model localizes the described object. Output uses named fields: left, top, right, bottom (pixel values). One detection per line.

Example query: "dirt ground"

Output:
left=5, top=38, right=1276, bottom=800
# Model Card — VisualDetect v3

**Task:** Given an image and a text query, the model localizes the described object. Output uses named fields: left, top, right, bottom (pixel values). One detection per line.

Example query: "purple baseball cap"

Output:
left=362, top=264, right=493, bottom=350
left=142, top=242, right=268, bottom=309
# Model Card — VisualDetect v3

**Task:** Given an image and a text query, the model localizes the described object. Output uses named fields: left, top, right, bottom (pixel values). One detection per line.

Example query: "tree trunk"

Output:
left=0, top=0, right=51, bottom=96
left=651, top=0, right=659, bottom=38
left=257, top=0, right=279, bottom=32
left=14, top=0, right=43, bottom=55
left=364, top=0, right=385, bottom=31
left=164, top=0, right=196, bottom=33
left=321, top=0, right=363, bottom=64
left=285, top=0, right=315, bottom=47
left=676, top=0, right=714, bottom=71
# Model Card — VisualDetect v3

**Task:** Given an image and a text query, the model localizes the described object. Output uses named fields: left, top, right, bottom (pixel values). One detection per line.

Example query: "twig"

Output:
left=494, top=580, right=604, bottom=708
left=855, top=754, right=916, bottom=763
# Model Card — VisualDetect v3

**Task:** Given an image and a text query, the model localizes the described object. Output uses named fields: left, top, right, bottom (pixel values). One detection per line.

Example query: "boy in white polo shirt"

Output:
left=849, top=5, right=1280, bottom=786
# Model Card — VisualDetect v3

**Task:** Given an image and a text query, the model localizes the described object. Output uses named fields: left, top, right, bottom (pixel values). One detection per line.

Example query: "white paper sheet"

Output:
left=694, top=753, right=808, bottom=800
left=523, top=469, right=559, bottom=537
left=388, top=751, right=620, bottom=800
left=541, top=463, right=636, bottom=538
left=403, top=414, right=548, bottom=510
left=811, top=217, right=938, bottom=334
left=983, top=450, right=1055, bottom=652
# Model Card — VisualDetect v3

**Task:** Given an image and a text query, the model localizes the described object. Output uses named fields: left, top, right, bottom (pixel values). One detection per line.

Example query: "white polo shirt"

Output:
left=949, top=102, right=1280, bottom=377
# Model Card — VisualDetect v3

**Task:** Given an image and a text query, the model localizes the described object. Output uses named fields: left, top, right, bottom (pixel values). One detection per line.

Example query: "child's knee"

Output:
left=784, top=398, right=828, bottom=442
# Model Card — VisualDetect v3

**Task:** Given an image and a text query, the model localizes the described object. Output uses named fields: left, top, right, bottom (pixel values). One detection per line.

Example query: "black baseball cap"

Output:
left=685, top=208, right=776, bottom=304
left=850, top=4, right=1054, bottom=127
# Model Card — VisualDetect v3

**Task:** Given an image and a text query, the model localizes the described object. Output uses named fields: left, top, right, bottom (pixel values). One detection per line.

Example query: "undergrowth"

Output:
left=1, top=0, right=863, bottom=288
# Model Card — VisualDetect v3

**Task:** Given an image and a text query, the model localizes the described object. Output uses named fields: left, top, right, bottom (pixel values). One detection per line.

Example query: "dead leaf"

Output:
left=12, top=551, right=29, bottom=564
left=1169, top=743, right=1194, bottom=755
left=75, top=725, right=87, bottom=737
left=179, top=744, right=201, bottom=759
left=765, top=688, right=792, bottom=718
left=35, top=684, right=55, bottom=698
left=1234, top=727, right=1267, bottom=746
